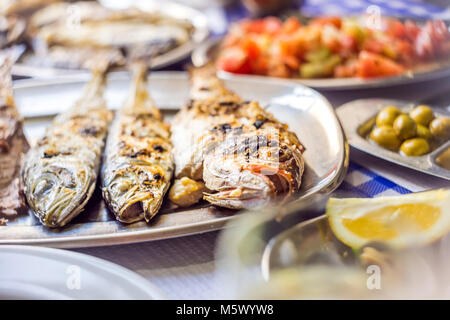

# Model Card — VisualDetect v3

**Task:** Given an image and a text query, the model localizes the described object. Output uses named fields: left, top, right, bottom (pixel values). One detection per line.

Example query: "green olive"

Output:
left=376, top=105, right=402, bottom=127
left=409, top=105, right=434, bottom=126
left=400, top=138, right=430, bottom=156
left=416, top=124, right=432, bottom=140
left=429, top=117, right=450, bottom=141
left=370, top=126, right=401, bottom=151
left=393, top=114, right=417, bottom=140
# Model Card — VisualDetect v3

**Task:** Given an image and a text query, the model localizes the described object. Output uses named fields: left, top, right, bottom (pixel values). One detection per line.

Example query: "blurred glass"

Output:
left=217, top=193, right=450, bottom=299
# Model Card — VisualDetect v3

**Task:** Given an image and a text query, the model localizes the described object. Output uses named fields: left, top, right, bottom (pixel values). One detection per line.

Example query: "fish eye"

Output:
left=33, top=178, right=54, bottom=197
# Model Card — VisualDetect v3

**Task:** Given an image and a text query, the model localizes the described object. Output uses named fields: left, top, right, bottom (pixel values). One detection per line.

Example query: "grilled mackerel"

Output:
left=22, top=70, right=112, bottom=227
left=101, top=63, right=173, bottom=223
left=0, top=58, right=29, bottom=219
left=171, top=65, right=305, bottom=209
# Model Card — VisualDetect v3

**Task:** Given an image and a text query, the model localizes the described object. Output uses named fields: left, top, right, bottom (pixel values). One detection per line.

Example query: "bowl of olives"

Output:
left=337, top=98, right=450, bottom=180
left=370, top=104, right=449, bottom=156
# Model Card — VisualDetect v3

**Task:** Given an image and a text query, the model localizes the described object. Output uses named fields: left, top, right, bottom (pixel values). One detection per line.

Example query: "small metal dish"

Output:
left=337, top=98, right=450, bottom=180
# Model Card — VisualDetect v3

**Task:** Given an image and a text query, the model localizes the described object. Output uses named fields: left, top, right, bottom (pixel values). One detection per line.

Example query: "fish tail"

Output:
left=122, top=61, right=161, bottom=117
left=188, top=62, right=216, bottom=78
left=188, top=63, right=235, bottom=99
left=76, top=70, right=107, bottom=107
left=129, top=61, right=150, bottom=105
left=0, top=57, right=15, bottom=109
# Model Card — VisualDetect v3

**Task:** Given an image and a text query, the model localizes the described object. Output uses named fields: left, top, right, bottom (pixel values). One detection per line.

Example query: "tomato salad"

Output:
left=216, top=16, right=450, bottom=79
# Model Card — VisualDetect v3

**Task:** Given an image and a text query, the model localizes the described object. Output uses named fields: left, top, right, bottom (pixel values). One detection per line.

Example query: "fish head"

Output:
left=202, top=131, right=304, bottom=209
left=24, top=159, right=96, bottom=227
left=102, top=164, right=167, bottom=223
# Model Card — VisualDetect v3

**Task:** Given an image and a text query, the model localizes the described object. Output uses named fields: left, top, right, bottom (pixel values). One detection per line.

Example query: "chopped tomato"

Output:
left=241, top=38, right=260, bottom=59
left=334, top=58, right=358, bottom=78
left=241, top=17, right=282, bottom=34
left=362, top=38, right=385, bottom=55
left=357, top=50, right=405, bottom=78
left=216, top=47, right=251, bottom=74
left=404, top=20, right=421, bottom=41
left=386, top=20, right=406, bottom=39
left=282, top=17, right=302, bottom=33
left=282, top=54, right=300, bottom=70
left=339, top=34, right=357, bottom=55
left=277, top=36, right=302, bottom=57
left=250, top=55, right=269, bottom=75
left=415, top=27, right=434, bottom=58
left=217, top=16, right=449, bottom=80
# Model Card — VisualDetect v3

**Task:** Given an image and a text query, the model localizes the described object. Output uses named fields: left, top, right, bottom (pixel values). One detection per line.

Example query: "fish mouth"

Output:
left=26, top=163, right=94, bottom=227
left=113, top=193, right=162, bottom=224
left=203, top=188, right=271, bottom=209
left=203, top=163, right=298, bottom=210
left=102, top=174, right=163, bottom=223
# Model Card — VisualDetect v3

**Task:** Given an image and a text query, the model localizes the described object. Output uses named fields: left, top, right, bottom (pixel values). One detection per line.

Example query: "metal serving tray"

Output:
left=0, top=71, right=347, bottom=248
left=337, top=98, right=450, bottom=180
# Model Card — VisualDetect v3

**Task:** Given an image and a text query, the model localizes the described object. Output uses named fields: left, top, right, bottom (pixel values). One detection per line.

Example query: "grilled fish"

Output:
left=171, top=65, right=305, bottom=209
left=29, top=1, right=193, bottom=69
left=22, top=69, right=112, bottom=227
left=101, top=63, right=173, bottom=223
left=1, top=0, right=62, bottom=16
left=0, top=57, right=29, bottom=219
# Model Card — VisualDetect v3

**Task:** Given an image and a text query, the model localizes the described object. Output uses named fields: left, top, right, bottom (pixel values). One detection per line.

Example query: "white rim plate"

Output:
left=0, top=245, right=166, bottom=299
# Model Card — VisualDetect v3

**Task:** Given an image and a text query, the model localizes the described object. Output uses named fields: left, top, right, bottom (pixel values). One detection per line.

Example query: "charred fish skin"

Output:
left=171, top=65, right=305, bottom=209
left=22, top=71, right=112, bottom=228
left=0, top=58, right=29, bottom=218
left=101, top=63, right=173, bottom=223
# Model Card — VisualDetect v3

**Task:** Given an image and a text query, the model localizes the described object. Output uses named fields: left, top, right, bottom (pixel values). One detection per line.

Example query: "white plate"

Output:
left=0, top=245, right=166, bottom=299
left=0, top=71, right=347, bottom=248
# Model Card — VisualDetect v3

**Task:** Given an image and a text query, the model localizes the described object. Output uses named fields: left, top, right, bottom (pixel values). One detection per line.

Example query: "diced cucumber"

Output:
left=305, top=47, right=331, bottom=62
left=300, top=54, right=342, bottom=78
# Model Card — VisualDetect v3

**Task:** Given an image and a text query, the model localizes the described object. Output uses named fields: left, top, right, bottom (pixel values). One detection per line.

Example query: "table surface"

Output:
left=20, top=0, right=450, bottom=299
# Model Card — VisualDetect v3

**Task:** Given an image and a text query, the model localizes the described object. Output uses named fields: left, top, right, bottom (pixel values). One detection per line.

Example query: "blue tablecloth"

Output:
left=220, top=0, right=450, bottom=34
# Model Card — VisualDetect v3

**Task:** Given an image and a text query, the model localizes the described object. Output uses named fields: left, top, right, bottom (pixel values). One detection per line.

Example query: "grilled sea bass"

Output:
left=0, top=58, right=29, bottom=218
left=101, top=64, right=173, bottom=223
left=22, top=70, right=112, bottom=227
left=171, top=65, right=305, bottom=209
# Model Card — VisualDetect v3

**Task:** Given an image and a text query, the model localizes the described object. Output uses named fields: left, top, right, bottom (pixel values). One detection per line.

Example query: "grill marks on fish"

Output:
left=171, top=65, right=305, bottom=209
left=0, top=58, right=29, bottom=220
left=22, top=71, right=112, bottom=227
left=101, top=63, right=173, bottom=223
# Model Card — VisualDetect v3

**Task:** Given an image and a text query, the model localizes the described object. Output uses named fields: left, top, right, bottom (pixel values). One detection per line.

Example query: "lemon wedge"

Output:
left=326, top=189, right=450, bottom=249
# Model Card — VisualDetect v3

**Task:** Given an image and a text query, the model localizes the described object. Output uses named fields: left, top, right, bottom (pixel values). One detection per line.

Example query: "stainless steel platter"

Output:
left=337, top=98, right=450, bottom=180
left=0, top=71, right=348, bottom=248
left=11, top=0, right=209, bottom=78
left=191, top=38, right=450, bottom=91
